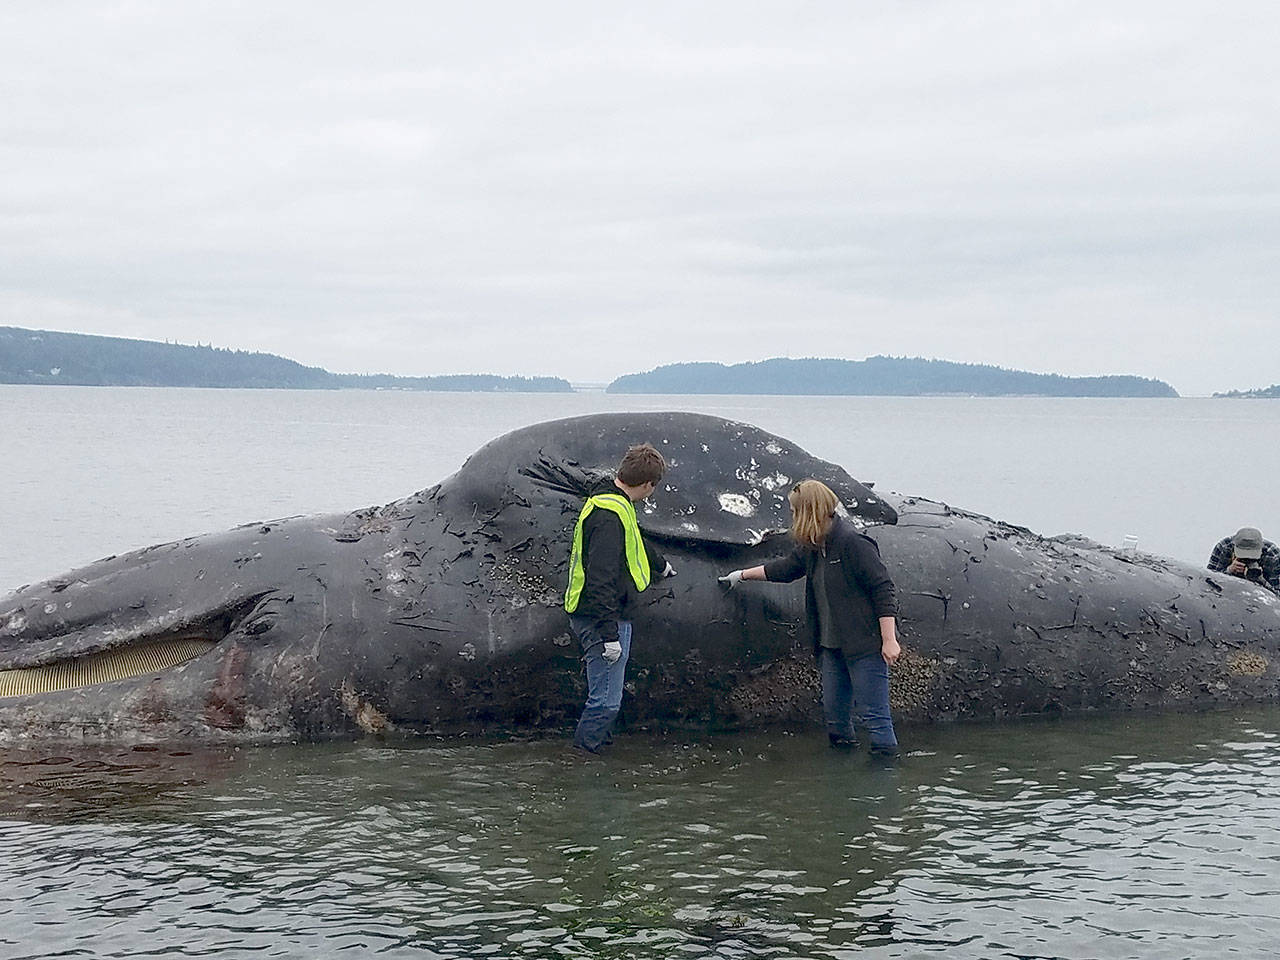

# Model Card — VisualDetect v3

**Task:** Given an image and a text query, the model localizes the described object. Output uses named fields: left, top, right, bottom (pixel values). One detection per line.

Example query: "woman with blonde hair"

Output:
left=719, top=479, right=902, bottom=755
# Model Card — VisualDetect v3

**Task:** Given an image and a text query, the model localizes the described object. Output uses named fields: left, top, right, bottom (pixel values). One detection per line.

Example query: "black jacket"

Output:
left=763, top=518, right=897, bottom=659
left=569, top=479, right=667, bottom=632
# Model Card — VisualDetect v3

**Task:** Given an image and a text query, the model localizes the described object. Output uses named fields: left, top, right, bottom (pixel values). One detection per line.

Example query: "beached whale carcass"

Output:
left=0, top=412, right=1276, bottom=742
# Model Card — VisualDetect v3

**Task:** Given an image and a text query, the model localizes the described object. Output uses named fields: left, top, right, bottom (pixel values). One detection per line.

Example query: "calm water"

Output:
left=2, top=387, right=1280, bottom=958
left=4, top=714, right=1280, bottom=959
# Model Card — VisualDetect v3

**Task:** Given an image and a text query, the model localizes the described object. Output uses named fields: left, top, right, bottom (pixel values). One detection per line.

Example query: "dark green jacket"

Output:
left=763, top=519, right=897, bottom=659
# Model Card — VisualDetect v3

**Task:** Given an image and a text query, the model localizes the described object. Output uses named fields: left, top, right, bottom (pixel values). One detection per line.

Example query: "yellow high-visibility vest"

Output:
left=564, top=493, right=651, bottom=613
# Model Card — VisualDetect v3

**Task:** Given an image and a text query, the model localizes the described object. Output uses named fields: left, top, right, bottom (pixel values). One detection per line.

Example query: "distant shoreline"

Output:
left=6, top=326, right=1269, bottom=397
left=0, top=326, right=572, bottom=393
left=607, top=357, right=1180, bottom=398
left=0, top=382, right=1226, bottom=399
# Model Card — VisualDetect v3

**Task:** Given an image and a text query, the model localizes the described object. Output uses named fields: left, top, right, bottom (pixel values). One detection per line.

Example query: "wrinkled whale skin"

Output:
left=881, top=499, right=1279, bottom=720
left=0, top=412, right=1276, bottom=742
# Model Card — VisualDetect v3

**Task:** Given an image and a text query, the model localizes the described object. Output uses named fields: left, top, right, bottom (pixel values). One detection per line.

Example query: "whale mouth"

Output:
left=0, top=635, right=219, bottom=698
left=0, top=593, right=271, bottom=699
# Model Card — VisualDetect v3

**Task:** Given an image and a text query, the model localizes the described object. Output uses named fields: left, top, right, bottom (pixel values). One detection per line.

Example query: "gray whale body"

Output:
left=0, top=412, right=1277, bottom=742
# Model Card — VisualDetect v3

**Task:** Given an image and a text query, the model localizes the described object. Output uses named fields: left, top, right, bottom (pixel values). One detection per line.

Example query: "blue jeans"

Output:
left=819, top=647, right=898, bottom=755
left=568, top=616, right=632, bottom=752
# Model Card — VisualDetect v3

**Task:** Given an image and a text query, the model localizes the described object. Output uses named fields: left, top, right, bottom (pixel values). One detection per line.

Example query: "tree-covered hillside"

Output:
left=1213, top=384, right=1280, bottom=398
left=0, top=327, right=332, bottom=387
left=0, top=327, right=571, bottom=392
left=608, top=356, right=1179, bottom=397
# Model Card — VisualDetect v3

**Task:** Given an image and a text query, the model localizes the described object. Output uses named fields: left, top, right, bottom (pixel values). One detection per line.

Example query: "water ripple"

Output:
left=3, top=711, right=1280, bottom=958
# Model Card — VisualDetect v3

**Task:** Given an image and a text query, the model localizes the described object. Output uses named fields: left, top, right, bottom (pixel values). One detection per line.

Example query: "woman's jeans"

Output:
left=819, top=647, right=898, bottom=755
left=568, top=616, right=632, bottom=752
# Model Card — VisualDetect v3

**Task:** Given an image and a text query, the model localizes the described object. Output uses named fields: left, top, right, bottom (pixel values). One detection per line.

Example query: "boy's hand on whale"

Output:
left=662, top=561, right=676, bottom=578
left=718, top=570, right=744, bottom=589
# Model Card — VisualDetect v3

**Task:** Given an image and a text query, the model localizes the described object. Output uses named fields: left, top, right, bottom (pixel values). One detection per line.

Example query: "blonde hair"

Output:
left=788, top=479, right=839, bottom=549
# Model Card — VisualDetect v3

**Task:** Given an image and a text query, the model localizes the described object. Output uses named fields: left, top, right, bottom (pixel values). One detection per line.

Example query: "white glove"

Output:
left=602, top=641, right=622, bottom=664
left=662, top=561, right=676, bottom=578
left=718, top=570, right=744, bottom=589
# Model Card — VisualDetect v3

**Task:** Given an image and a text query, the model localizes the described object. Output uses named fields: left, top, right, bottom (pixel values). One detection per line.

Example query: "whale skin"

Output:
left=0, top=412, right=1276, bottom=742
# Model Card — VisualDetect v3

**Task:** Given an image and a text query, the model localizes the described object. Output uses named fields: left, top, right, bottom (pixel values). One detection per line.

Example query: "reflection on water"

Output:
left=0, top=744, right=239, bottom=821
left=3, top=711, right=1279, bottom=958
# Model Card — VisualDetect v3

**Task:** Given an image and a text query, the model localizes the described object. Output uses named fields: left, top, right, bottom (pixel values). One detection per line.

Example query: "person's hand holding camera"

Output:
left=1228, top=555, right=1264, bottom=581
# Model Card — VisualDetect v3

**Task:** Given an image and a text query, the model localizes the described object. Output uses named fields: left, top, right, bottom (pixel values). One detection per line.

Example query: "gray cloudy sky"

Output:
left=2, top=2, right=1277, bottom=395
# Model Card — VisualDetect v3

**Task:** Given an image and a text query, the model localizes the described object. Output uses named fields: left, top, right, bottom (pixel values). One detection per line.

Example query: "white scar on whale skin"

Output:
left=758, top=472, right=790, bottom=492
left=718, top=493, right=755, bottom=517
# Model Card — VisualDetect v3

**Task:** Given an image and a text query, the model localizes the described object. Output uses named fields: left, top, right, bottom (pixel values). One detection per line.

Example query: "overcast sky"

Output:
left=1, top=2, right=1276, bottom=395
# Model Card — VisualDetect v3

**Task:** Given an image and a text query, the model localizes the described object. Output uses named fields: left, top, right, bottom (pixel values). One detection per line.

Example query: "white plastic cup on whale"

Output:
left=1121, top=535, right=1139, bottom=555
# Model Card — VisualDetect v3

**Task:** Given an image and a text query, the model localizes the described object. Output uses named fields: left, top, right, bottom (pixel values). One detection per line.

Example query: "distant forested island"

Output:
left=608, top=357, right=1179, bottom=397
left=1, top=328, right=1192, bottom=398
left=0, top=327, right=571, bottom=392
left=1213, top=384, right=1280, bottom=399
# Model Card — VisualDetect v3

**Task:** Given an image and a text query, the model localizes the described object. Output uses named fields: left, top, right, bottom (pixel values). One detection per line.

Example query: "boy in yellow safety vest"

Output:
left=563, top=442, right=675, bottom=753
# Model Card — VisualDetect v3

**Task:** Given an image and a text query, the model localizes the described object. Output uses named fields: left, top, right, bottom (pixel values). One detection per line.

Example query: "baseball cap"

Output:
left=1233, top=527, right=1264, bottom=561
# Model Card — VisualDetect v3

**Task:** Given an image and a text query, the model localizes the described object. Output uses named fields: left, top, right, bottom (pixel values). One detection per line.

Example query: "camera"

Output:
left=1244, top=562, right=1264, bottom=581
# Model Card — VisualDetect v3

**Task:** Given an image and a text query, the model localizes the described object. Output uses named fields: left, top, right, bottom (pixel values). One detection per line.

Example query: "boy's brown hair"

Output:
left=616, top=443, right=666, bottom=487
